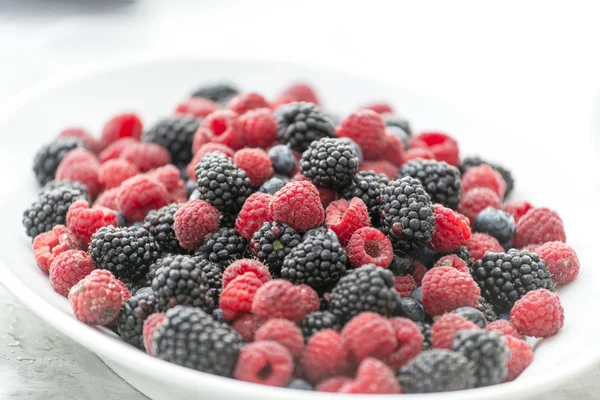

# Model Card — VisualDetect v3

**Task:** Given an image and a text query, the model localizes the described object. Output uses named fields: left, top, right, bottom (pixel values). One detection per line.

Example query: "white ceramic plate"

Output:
left=0, top=56, right=599, bottom=400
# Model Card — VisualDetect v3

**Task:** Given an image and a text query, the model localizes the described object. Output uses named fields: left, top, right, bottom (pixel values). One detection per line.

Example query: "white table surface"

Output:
left=0, top=1, right=599, bottom=398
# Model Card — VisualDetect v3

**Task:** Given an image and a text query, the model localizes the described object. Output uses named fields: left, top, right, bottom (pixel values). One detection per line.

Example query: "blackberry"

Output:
left=477, top=296, right=498, bottom=323
left=339, top=137, right=363, bottom=165
left=393, top=297, right=425, bottom=322
left=142, top=204, right=186, bottom=254
left=191, top=83, right=238, bottom=104
left=339, top=171, right=389, bottom=223
left=281, top=234, right=347, bottom=288
left=417, top=322, right=432, bottom=351
left=41, top=179, right=89, bottom=200
left=194, top=152, right=253, bottom=214
left=219, top=213, right=237, bottom=229
left=472, top=249, right=555, bottom=312
left=153, top=306, right=244, bottom=376
left=32, top=137, right=83, bottom=186
left=151, top=255, right=215, bottom=313
left=117, top=287, right=156, bottom=349
left=287, top=379, right=313, bottom=391
left=474, top=207, right=516, bottom=248
left=275, top=101, right=335, bottom=153
left=196, top=258, right=224, bottom=303
left=89, top=226, right=160, bottom=284
left=380, top=177, right=436, bottom=254
left=300, top=138, right=359, bottom=189
left=195, top=227, right=247, bottom=266
left=23, top=185, right=86, bottom=238
left=450, top=307, right=487, bottom=328
left=144, top=116, right=200, bottom=166
left=299, top=311, right=341, bottom=341
left=388, top=254, right=415, bottom=276
left=460, top=156, right=514, bottom=198
left=258, top=175, right=289, bottom=194
left=212, top=308, right=224, bottom=322
left=383, top=114, right=412, bottom=135
left=452, top=330, right=509, bottom=387
left=303, top=225, right=339, bottom=243
left=250, top=222, right=301, bottom=274
left=268, top=144, right=297, bottom=177
left=399, top=159, right=462, bottom=209
left=397, top=350, right=476, bottom=393
left=329, top=265, right=398, bottom=322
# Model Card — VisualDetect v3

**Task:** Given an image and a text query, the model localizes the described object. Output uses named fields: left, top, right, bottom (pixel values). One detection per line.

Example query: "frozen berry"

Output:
left=220, top=272, right=264, bottom=321
left=536, top=241, right=579, bottom=286
left=58, top=127, right=102, bottom=154
left=142, top=312, right=165, bottom=355
left=173, top=199, right=221, bottom=251
left=385, top=317, right=423, bottom=370
left=421, top=266, right=480, bottom=315
left=347, top=227, right=394, bottom=269
left=504, top=335, right=533, bottom=382
left=194, top=109, right=245, bottom=152
left=186, top=143, right=235, bottom=182
left=457, top=187, right=502, bottom=226
left=116, top=175, right=169, bottom=222
left=175, top=97, right=219, bottom=118
left=431, top=313, right=480, bottom=349
left=231, top=313, right=261, bottom=342
left=254, top=318, right=304, bottom=359
left=465, top=232, right=504, bottom=261
left=223, top=259, right=271, bottom=289
left=325, top=198, right=370, bottom=246
left=513, top=208, right=566, bottom=248
left=32, top=225, right=80, bottom=274
left=49, top=250, right=96, bottom=296
left=341, top=312, right=396, bottom=363
left=269, top=181, right=324, bottom=232
left=66, top=199, right=119, bottom=245
left=251, top=279, right=319, bottom=323
left=430, top=204, right=471, bottom=252
left=418, top=132, right=460, bottom=166
left=461, top=164, right=507, bottom=198
left=510, top=289, right=564, bottom=337
left=280, top=82, right=320, bottom=105
left=227, top=92, right=269, bottom=115
left=503, top=200, right=533, bottom=223
left=336, top=110, right=385, bottom=160
left=100, top=113, right=143, bottom=148
left=239, top=107, right=278, bottom=148
left=474, top=206, right=516, bottom=246
left=98, top=159, right=140, bottom=189
left=338, top=358, right=401, bottom=394
left=234, top=340, right=293, bottom=387
left=234, top=148, right=274, bottom=187
left=359, top=160, right=398, bottom=180
left=56, top=148, right=102, bottom=199
left=120, top=142, right=171, bottom=172
left=394, top=275, right=417, bottom=298
left=434, top=255, right=469, bottom=274
left=486, top=320, right=523, bottom=340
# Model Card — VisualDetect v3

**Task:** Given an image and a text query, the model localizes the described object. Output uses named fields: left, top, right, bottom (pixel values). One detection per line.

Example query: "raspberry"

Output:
left=434, top=255, right=469, bottom=274
left=227, top=92, right=270, bottom=115
left=254, top=318, right=304, bottom=358
left=431, top=313, right=480, bottom=349
left=301, top=329, right=350, bottom=384
left=510, top=289, right=564, bottom=337
left=98, top=137, right=138, bottom=163
left=381, top=132, right=405, bottom=167
left=460, top=156, right=515, bottom=199
left=142, top=312, right=165, bottom=355
left=536, top=241, right=579, bottom=286
left=100, top=113, right=143, bottom=148
left=172, top=199, right=220, bottom=251
left=487, top=320, right=523, bottom=340
left=116, top=175, right=169, bottom=222
left=394, top=275, right=417, bottom=297
left=239, top=108, right=277, bottom=148
left=174, top=97, right=219, bottom=118
left=503, top=200, right=533, bottom=223
left=418, top=132, right=460, bottom=166
left=232, top=313, right=261, bottom=342
left=186, top=143, right=235, bottom=181
left=270, top=94, right=296, bottom=109
left=465, top=232, right=504, bottom=260
left=32, top=225, right=80, bottom=274
left=120, top=142, right=171, bottom=172
left=359, top=160, right=397, bottom=180
left=234, top=341, right=293, bottom=387
left=223, top=259, right=272, bottom=288
left=422, top=266, right=480, bottom=315
left=336, top=110, right=385, bottom=160
left=56, top=148, right=102, bottom=199
left=316, top=377, right=353, bottom=392
left=194, top=109, right=245, bottom=152
left=461, top=164, right=507, bottom=198
left=68, top=270, right=129, bottom=325
left=292, top=172, right=339, bottom=208
left=339, top=358, right=402, bottom=394
left=66, top=199, right=119, bottom=245
left=220, top=272, right=264, bottom=321
left=49, top=250, right=96, bottom=296
left=385, top=317, right=423, bottom=370
left=233, top=148, right=274, bottom=187
left=325, top=198, right=370, bottom=246
left=412, top=261, right=427, bottom=285
left=341, top=312, right=397, bottom=363
left=513, top=207, right=566, bottom=248
left=144, top=164, right=184, bottom=193
left=235, top=193, right=273, bottom=240
left=457, top=187, right=502, bottom=226
left=280, top=82, right=320, bottom=105
left=430, top=204, right=471, bottom=252
left=404, top=147, right=435, bottom=162
left=58, top=127, right=102, bottom=154
left=504, top=335, right=534, bottom=382
left=361, top=102, right=393, bottom=114
left=268, top=181, right=324, bottom=232
left=93, top=187, right=119, bottom=210
left=251, top=279, right=319, bottom=323
left=345, top=227, right=392, bottom=269
left=98, top=159, right=140, bottom=189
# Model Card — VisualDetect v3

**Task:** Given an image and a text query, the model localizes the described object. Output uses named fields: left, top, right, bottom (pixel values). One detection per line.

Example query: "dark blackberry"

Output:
left=142, top=204, right=186, bottom=254
left=450, top=307, right=487, bottom=328
left=300, top=138, right=359, bottom=189
left=380, top=177, right=436, bottom=254
left=258, top=175, right=289, bottom=194
left=339, top=171, right=389, bottom=224
left=268, top=144, right=297, bottom=177
left=195, top=227, right=247, bottom=266
left=339, top=137, right=363, bottom=165
left=194, top=152, right=253, bottom=214
left=472, top=249, right=555, bottom=312
left=144, top=116, right=199, bottom=166
left=117, top=287, right=156, bottom=349
left=32, top=137, right=83, bottom=186
left=250, top=222, right=301, bottom=274
left=151, top=255, right=215, bottom=313
left=41, top=179, right=89, bottom=200
left=195, top=257, right=224, bottom=303
left=329, top=265, right=398, bottom=322
left=191, top=83, right=238, bottom=104
left=275, top=101, right=335, bottom=153
left=388, top=254, right=415, bottom=276
left=477, top=296, right=498, bottom=323
left=89, top=226, right=160, bottom=285
left=460, top=156, right=514, bottom=198
left=153, top=306, right=244, bottom=376
left=219, top=213, right=237, bottom=229
left=393, top=297, right=425, bottom=322
left=417, top=322, right=432, bottom=351
left=399, top=159, right=462, bottom=209
left=281, top=234, right=347, bottom=288
left=474, top=206, right=516, bottom=248
left=397, top=350, right=476, bottom=393
left=287, top=379, right=313, bottom=391
left=212, top=308, right=224, bottom=322
left=299, top=311, right=341, bottom=341
left=452, top=330, right=509, bottom=387
left=23, top=185, right=86, bottom=238
left=383, top=114, right=412, bottom=135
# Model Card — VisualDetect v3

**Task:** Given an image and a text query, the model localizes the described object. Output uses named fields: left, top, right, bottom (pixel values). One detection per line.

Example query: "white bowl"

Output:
left=0, top=56, right=599, bottom=400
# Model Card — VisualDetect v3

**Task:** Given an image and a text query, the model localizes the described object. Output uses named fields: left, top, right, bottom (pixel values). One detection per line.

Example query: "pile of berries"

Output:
left=23, top=81, right=576, bottom=394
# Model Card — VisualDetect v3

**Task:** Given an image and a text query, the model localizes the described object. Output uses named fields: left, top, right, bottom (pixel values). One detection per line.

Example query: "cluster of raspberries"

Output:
left=23, top=81, right=575, bottom=394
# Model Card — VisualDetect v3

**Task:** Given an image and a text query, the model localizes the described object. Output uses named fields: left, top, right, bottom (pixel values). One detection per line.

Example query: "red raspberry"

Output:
left=49, top=250, right=96, bottom=297
left=193, top=109, right=245, bottom=152
left=268, top=181, right=324, bottom=232
left=292, top=173, right=338, bottom=208
left=430, top=204, right=471, bottom=252
left=465, top=232, right=504, bottom=261
left=486, top=320, right=524, bottom=340
left=385, top=317, right=423, bottom=370
left=142, top=312, right=165, bottom=356
left=418, top=132, right=460, bottom=166
left=521, top=244, right=541, bottom=253
left=100, top=112, right=143, bottom=148
left=316, top=377, right=353, bottom=392
left=116, top=175, right=169, bottom=222
left=359, top=160, right=397, bottom=180
left=186, top=143, right=235, bottom=181
left=66, top=200, right=119, bottom=246
left=223, top=259, right=272, bottom=289
left=220, top=272, right=264, bottom=321
left=235, top=193, right=273, bottom=240
left=58, top=127, right=102, bottom=154
left=381, top=133, right=405, bottom=167
left=251, top=279, right=319, bottom=323
left=338, top=358, right=402, bottom=394
left=461, top=164, right=507, bottom=198
left=412, top=261, right=427, bottom=285
left=227, top=92, right=270, bottom=115
left=301, top=329, right=350, bottom=384
left=145, top=164, right=185, bottom=198
left=394, top=275, right=417, bottom=297
left=503, top=200, right=533, bottom=223
left=98, top=137, right=138, bottom=163
left=173, top=199, right=220, bottom=251
left=421, top=266, right=480, bottom=315
left=431, top=313, right=480, bottom=349
left=33, top=225, right=80, bottom=274
left=93, top=187, right=119, bottom=210
left=174, top=97, right=219, bottom=118
left=232, top=313, right=261, bottom=342
left=98, top=159, right=140, bottom=189
left=56, top=148, right=102, bottom=199
left=254, top=318, right=304, bottom=359
left=280, top=83, right=320, bottom=105
left=341, top=312, right=397, bottom=363
left=325, top=198, right=371, bottom=246
left=536, top=241, right=579, bottom=286
left=346, top=227, right=394, bottom=269
left=510, top=289, right=564, bottom=337
left=504, top=335, right=534, bottom=382
left=234, top=341, right=293, bottom=387
left=409, top=136, right=429, bottom=149
left=239, top=108, right=277, bottom=148
left=270, top=94, right=296, bottom=110
left=513, top=208, right=566, bottom=248
left=404, top=147, right=436, bottom=162
left=361, top=102, right=394, bottom=114
left=233, top=148, right=274, bottom=187
left=457, top=187, right=502, bottom=227
left=434, top=254, right=469, bottom=274
left=336, top=110, right=386, bottom=160
left=68, top=270, right=129, bottom=325
left=120, top=142, right=171, bottom=172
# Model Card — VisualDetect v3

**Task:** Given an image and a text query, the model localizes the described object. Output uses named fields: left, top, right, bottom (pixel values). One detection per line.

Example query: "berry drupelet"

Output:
left=275, top=101, right=335, bottom=153
left=417, top=322, right=432, bottom=350
left=299, top=138, right=359, bottom=189
left=143, top=203, right=186, bottom=254
left=300, top=311, right=341, bottom=341
left=339, top=170, right=389, bottom=224
left=197, top=258, right=224, bottom=303
left=195, top=227, right=247, bottom=267
left=144, top=116, right=200, bottom=166
left=33, top=137, right=83, bottom=186
left=399, top=159, right=462, bottom=210
left=250, top=221, right=302, bottom=275
left=117, top=287, right=156, bottom=349
left=452, top=330, right=509, bottom=387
